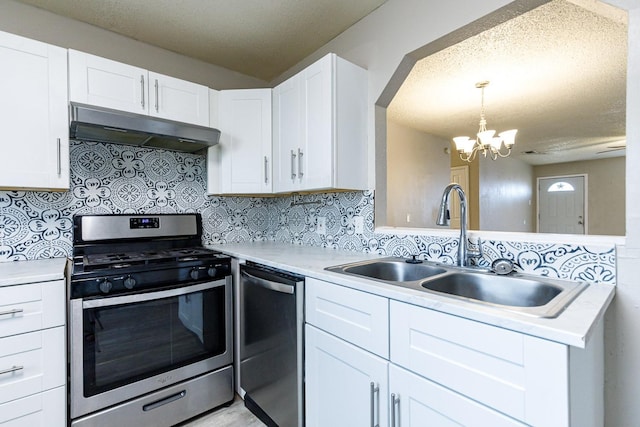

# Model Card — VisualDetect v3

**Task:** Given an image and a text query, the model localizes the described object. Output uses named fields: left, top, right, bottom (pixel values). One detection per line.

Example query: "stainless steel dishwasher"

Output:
left=239, top=262, right=304, bottom=427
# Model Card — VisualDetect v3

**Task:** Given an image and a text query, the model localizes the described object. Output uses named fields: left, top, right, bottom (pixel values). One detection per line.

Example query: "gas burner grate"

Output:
left=82, top=247, right=220, bottom=271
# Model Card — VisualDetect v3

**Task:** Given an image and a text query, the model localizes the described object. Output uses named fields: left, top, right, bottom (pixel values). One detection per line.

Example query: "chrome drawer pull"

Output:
left=0, top=308, right=23, bottom=317
left=155, top=79, right=159, bottom=112
left=56, top=138, right=61, bottom=175
left=142, top=390, right=186, bottom=412
left=298, top=148, right=304, bottom=179
left=391, top=393, right=400, bottom=427
left=0, top=365, right=24, bottom=376
left=291, top=150, right=297, bottom=179
left=370, top=381, right=380, bottom=427
left=140, top=75, right=145, bottom=109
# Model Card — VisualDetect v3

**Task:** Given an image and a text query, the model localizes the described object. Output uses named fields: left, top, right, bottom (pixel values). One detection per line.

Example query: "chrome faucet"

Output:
left=436, top=183, right=482, bottom=267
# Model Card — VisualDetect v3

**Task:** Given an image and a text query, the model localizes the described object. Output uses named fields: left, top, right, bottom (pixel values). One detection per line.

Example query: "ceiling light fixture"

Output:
left=452, top=81, right=517, bottom=162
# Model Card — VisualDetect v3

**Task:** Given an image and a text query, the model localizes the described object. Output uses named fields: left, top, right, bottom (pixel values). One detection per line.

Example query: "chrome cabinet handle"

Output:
left=140, top=75, right=145, bottom=109
left=391, top=393, right=400, bottom=427
left=370, top=382, right=380, bottom=427
left=154, top=79, right=159, bottom=112
left=0, top=365, right=23, bottom=376
left=298, top=148, right=304, bottom=179
left=291, top=150, right=297, bottom=179
left=264, top=156, right=269, bottom=184
left=0, top=308, right=23, bottom=318
left=56, top=138, right=61, bottom=175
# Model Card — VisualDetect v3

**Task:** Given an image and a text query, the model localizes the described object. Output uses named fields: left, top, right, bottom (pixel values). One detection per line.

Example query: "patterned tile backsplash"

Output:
left=0, top=141, right=616, bottom=284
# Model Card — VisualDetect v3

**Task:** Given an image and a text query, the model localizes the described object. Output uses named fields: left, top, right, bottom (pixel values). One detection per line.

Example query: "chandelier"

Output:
left=452, top=81, right=517, bottom=162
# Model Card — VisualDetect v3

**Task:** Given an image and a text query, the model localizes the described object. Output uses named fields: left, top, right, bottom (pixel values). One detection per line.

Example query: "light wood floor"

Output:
left=180, top=395, right=265, bottom=427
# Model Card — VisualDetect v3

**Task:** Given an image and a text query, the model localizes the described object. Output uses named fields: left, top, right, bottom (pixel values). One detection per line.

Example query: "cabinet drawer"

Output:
left=0, top=280, right=65, bottom=339
left=0, top=386, right=65, bottom=427
left=306, top=278, right=389, bottom=358
left=390, top=301, right=569, bottom=425
left=0, top=327, right=65, bottom=405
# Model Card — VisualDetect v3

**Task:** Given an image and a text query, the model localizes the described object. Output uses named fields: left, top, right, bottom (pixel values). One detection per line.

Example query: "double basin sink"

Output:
left=325, top=257, right=587, bottom=318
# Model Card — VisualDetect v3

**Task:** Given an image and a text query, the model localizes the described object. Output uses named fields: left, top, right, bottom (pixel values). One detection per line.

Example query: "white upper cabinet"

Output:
left=0, top=31, right=69, bottom=191
left=147, top=71, right=209, bottom=126
left=68, top=50, right=209, bottom=127
left=208, top=89, right=272, bottom=194
left=273, top=53, right=368, bottom=193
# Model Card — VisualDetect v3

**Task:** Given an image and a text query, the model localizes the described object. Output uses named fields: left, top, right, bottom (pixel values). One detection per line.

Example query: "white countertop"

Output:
left=0, top=257, right=68, bottom=287
left=209, top=242, right=615, bottom=348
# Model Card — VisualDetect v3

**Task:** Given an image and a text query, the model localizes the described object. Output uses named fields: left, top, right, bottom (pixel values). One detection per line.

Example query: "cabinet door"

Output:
left=0, top=31, right=69, bottom=190
left=148, top=71, right=209, bottom=127
left=272, top=74, right=302, bottom=193
left=390, top=301, right=569, bottom=426
left=305, top=325, right=388, bottom=427
left=68, top=49, right=148, bottom=115
left=0, top=386, right=65, bottom=427
left=301, top=53, right=333, bottom=190
left=389, top=364, right=526, bottom=427
left=216, top=89, right=272, bottom=194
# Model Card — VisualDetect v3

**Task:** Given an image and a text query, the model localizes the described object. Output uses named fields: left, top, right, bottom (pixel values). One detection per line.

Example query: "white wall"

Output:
left=282, top=0, right=640, bottom=425
left=602, top=2, right=640, bottom=426
left=386, top=120, right=450, bottom=227
left=479, top=155, right=534, bottom=232
left=0, top=0, right=266, bottom=89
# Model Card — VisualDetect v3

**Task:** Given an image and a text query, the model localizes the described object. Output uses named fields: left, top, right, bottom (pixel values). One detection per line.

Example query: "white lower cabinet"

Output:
left=305, top=278, right=603, bottom=427
left=0, top=275, right=66, bottom=427
left=389, top=364, right=525, bottom=427
left=0, top=386, right=65, bottom=427
left=305, top=324, right=388, bottom=427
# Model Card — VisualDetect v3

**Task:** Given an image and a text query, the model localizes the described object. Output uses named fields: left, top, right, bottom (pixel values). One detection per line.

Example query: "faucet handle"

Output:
left=467, top=237, right=484, bottom=259
left=406, top=255, right=423, bottom=264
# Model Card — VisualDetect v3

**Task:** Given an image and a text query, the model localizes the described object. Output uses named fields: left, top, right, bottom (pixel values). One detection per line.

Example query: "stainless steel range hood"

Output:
left=69, top=103, right=220, bottom=153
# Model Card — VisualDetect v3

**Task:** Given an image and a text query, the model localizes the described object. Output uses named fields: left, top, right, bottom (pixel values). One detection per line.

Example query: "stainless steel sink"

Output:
left=325, top=257, right=587, bottom=318
left=421, top=273, right=561, bottom=307
left=326, top=257, right=447, bottom=282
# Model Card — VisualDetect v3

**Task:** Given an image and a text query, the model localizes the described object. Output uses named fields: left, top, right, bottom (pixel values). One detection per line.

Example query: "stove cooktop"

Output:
left=82, top=247, right=225, bottom=271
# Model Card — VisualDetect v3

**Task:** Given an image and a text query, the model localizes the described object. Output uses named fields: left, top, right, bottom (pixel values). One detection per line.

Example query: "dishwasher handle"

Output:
left=241, top=270, right=295, bottom=294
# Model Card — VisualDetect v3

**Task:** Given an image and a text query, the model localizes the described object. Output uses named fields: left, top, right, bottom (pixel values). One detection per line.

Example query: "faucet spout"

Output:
left=437, top=183, right=469, bottom=266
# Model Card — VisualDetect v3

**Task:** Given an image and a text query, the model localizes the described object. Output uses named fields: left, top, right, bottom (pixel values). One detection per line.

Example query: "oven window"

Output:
left=82, top=286, right=226, bottom=397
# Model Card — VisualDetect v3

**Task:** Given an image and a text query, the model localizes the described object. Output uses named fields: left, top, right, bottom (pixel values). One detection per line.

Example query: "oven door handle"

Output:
left=241, top=270, right=294, bottom=294
left=81, top=280, right=225, bottom=309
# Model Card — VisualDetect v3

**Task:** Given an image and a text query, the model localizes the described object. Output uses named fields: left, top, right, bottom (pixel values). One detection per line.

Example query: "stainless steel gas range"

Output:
left=68, top=213, right=233, bottom=427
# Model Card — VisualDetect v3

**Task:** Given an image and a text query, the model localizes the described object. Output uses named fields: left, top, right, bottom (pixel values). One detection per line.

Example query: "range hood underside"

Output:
left=69, top=103, right=220, bottom=154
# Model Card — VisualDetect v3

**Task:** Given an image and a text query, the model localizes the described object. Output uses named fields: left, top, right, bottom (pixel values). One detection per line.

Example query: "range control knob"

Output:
left=123, top=276, right=136, bottom=289
left=99, top=279, right=113, bottom=294
left=207, top=266, right=217, bottom=277
left=190, top=268, right=199, bottom=281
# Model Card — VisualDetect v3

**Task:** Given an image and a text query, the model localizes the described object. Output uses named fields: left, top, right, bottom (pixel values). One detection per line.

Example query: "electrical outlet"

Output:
left=317, top=217, right=326, bottom=235
left=354, top=216, right=364, bottom=234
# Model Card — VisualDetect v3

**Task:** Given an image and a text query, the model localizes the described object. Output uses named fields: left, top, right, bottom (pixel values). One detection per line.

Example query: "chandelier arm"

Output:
left=496, top=147, right=512, bottom=158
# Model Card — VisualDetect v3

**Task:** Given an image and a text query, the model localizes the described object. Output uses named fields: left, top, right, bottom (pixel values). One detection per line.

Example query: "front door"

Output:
left=538, top=175, right=586, bottom=234
left=449, top=166, right=469, bottom=229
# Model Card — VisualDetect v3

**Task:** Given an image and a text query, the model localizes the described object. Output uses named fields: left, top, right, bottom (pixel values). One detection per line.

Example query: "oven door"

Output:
left=69, top=278, right=232, bottom=419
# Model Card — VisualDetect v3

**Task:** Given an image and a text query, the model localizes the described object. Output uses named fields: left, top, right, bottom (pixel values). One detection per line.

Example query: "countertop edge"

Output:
left=0, top=257, right=68, bottom=287
left=210, top=242, right=615, bottom=348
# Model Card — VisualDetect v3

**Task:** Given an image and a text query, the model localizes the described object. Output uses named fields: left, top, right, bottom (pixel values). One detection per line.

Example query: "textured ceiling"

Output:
left=15, top=0, right=386, bottom=81
left=387, top=0, right=627, bottom=165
